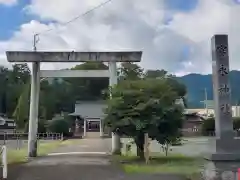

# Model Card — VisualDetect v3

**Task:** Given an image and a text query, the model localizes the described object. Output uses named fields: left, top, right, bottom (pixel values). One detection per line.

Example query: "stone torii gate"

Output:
left=6, top=51, right=142, bottom=157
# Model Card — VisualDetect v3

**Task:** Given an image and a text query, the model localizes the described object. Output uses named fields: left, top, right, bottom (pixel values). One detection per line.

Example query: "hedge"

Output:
left=202, top=117, right=240, bottom=135
left=47, top=118, right=73, bottom=137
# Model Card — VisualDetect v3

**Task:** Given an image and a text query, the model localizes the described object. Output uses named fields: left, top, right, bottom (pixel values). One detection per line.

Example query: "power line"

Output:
left=36, top=0, right=114, bottom=37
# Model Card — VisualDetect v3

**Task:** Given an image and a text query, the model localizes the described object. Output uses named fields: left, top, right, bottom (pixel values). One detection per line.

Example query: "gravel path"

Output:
left=6, top=138, right=185, bottom=180
left=7, top=154, right=185, bottom=180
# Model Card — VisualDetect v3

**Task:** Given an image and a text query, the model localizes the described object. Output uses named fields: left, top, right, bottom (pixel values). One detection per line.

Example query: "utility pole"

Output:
left=33, top=34, right=38, bottom=51
left=28, top=34, right=40, bottom=157
left=204, top=88, right=208, bottom=115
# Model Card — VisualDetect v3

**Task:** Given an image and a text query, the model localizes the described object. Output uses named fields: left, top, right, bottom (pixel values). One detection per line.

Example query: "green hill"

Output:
left=179, top=71, right=240, bottom=108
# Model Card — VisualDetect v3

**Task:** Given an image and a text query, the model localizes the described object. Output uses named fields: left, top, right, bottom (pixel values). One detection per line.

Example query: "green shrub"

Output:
left=202, top=117, right=240, bottom=135
left=233, top=117, right=240, bottom=130
left=202, top=117, right=215, bottom=135
left=47, top=118, right=72, bottom=137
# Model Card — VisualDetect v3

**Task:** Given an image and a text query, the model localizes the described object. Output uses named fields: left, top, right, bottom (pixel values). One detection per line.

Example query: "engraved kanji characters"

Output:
left=220, top=104, right=231, bottom=114
left=218, top=64, right=229, bottom=76
left=216, top=44, right=228, bottom=57
left=218, top=84, right=230, bottom=96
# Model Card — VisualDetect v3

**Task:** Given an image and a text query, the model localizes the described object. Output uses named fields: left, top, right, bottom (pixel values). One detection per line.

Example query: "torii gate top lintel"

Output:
left=6, top=51, right=142, bottom=62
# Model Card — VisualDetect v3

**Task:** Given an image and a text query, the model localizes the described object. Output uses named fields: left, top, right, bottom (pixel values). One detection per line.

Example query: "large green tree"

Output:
left=145, top=69, right=187, bottom=107
left=0, top=64, right=30, bottom=117
left=13, top=62, right=109, bottom=128
left=119, top=62, right=144, bottom=81
left=104, top=78, right=184, bottom=158
left=65, top=62, right=109, bottom=100
left=13, top=82, right=30, bottom=128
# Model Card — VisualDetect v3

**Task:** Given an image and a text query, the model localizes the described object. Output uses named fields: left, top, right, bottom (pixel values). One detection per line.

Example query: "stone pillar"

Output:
left=83, top=119, right=87, bottom=138
left=28, top=62, right=40, bottom=157
left=212, top=35, right=233, bottom=139
left=109, top=62, right=121, bottom=154
left=206, top=34, right=240, bottom=161
left=75, top=117, right=80, bottom=135
left=100, top=119, right=103, bottom=137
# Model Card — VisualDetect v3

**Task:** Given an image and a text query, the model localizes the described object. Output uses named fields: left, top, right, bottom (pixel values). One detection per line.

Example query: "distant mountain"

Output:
left=179, top=70, right=240, bottom=108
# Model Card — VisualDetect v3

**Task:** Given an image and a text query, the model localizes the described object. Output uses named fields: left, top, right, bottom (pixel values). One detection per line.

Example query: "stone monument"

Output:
left=203, top=34, right=240, bottom=180
left=206, top=34, right=240, bottom=161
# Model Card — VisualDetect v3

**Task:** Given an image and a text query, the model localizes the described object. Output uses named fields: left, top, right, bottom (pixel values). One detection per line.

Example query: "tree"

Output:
left=119, top=62, right=144, bottom=81
left=5, top=64, right=30, bottom=117
left=202, top=117, right=240, bottom=135
left=13, top=83, right=30, bottom=128
left=47, top=118, right=71, bottom=136
left=65, top=62, right=109, bottom=101
left=144, top=70, right=187, bottom=108
left=0, top=66, right=9, bottom=115
left=11, top=63, right=30, bottom=84
left=145, top=69, right=167, bottom=78
left=233, top=117, right=240, bottom=130
left=104, top=78, right=184, bottom=158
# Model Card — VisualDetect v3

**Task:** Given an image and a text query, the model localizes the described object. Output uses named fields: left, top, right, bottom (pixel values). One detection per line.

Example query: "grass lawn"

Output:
left=113, top=153, right=203, bottom=178
left=7, top=139, right=80, bottom=164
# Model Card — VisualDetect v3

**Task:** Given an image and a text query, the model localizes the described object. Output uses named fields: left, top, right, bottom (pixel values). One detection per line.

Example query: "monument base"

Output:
left=205, top=153, right=240, bottom=161
left=201, top=160, right=240, bottom=180
left=205, top=138, right=240, bottom=161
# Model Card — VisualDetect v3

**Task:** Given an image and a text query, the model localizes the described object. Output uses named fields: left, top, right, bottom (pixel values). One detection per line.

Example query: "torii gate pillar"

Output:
left=28, top=62, right=40, bottom=157
left=109, top=61, right=121, bottom=154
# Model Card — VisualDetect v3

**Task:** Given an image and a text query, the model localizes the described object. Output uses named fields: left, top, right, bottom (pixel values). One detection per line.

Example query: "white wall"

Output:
left=232, top=106, right=240, bottom=117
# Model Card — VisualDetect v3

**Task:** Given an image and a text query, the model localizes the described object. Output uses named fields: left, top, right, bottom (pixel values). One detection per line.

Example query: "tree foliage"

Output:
left=104, top=78, right=185, bottom=158
left=47, top=119, right=71, bottom=136
left=13, top=83, right=30, bottom=128
left=119, top=62, right=144, bottom=81
left=202, top=117, right=240, bottom=135
left=12, top=62, right=109, bottom=128
left=2, top=61, right=187, bottom=146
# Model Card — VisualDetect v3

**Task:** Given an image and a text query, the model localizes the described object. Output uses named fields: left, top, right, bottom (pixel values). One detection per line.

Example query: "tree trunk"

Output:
left=165, top=144, right=168, bottom=156
left=137, top=145, right=144, bottom=159
left=135, top=133, right=145, bottom=159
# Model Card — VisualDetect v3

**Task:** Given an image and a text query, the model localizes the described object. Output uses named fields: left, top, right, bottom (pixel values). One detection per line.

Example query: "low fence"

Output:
left=0, top=133, right=63, bottom=179
left=181, top=129, right=240, bottom=137
left=0, top=145, right=7, bottom=179
left=0, top=132, right=63, bottom=150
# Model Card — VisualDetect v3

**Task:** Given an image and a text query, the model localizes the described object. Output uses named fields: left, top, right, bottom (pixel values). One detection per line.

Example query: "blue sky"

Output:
left=164, top=0, right=198, bottom=11
left=1, top=0, right=239, bottom=40
left=0, top=0, right=30, bottom=40
left=0, top=0, right=201, bottom=41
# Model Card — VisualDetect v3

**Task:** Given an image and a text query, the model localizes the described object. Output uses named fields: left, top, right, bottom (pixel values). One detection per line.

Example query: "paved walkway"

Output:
left=7, top=138, right=184, bottom=180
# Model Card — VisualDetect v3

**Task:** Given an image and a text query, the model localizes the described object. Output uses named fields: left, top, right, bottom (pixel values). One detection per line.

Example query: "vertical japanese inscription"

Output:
left=218, top=84, right=230, bottom=96
left=212, top=35, right=232, bottom=126
left=216, top=44, right=231, bottom=115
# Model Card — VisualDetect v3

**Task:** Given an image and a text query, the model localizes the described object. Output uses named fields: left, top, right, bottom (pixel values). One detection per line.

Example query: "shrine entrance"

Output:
left=87, top=119, right=100, bottom=132
left=6, top=51, right=142, bottom=157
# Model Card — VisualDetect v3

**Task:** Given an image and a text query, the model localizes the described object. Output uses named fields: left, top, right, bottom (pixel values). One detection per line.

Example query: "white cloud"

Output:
left=1, top=0, right=240, bottom=75
left=0, top=0, right=17, bottom=6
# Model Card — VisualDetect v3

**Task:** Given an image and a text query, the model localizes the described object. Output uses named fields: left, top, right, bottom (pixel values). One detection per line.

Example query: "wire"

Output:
left=36, top=0, right=114, bottom=36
